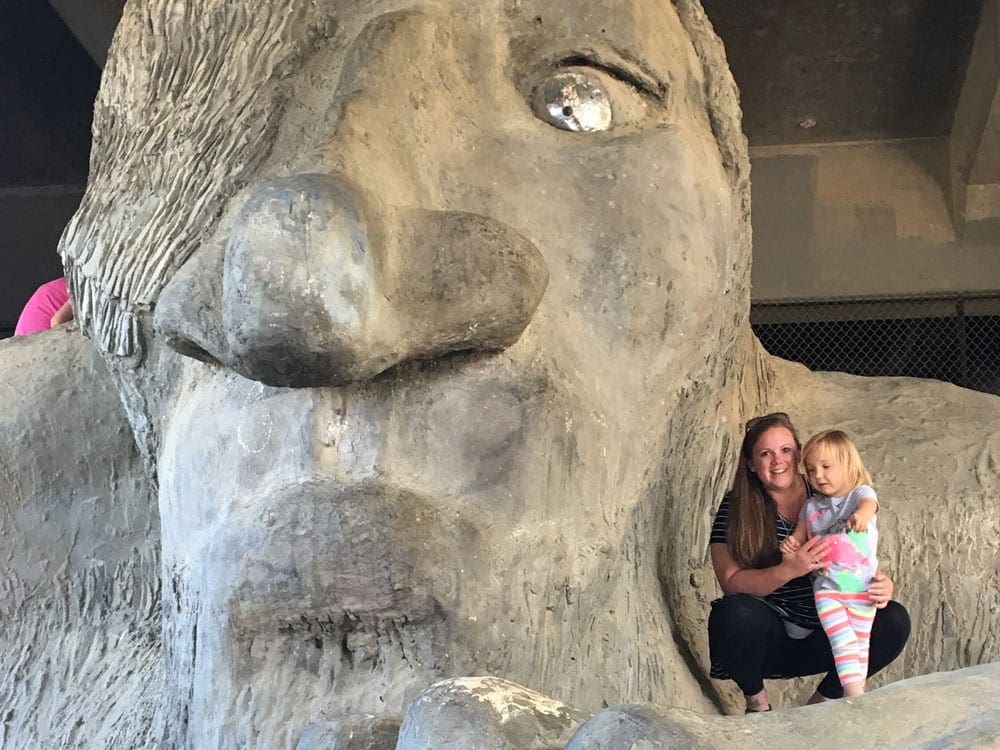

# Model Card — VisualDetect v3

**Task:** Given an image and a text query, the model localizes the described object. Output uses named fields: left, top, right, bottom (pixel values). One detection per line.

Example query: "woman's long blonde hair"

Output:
left=728, top=412, right=802, bottom=568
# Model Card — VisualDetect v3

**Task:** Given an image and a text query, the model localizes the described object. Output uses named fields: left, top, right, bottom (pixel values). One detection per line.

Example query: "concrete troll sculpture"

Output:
left=0, top=0, right=997, bottom=747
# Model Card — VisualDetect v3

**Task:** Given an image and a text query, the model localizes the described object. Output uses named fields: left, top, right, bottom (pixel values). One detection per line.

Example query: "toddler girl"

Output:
left=779, top=429, right=879, bottom=698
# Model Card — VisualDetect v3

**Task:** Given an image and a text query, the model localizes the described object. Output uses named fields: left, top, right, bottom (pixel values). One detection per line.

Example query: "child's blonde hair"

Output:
left=801, top=429, right=872, bottom=489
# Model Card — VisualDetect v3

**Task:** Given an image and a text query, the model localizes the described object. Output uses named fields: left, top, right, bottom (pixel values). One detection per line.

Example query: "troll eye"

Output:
left=532, top=71, right=612, bottom=132
left=524, top=52, right=668, bottom=135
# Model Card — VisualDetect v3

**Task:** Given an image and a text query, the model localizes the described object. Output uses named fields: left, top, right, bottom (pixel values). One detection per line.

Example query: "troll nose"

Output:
left=155, top=174, right=548, bottom=387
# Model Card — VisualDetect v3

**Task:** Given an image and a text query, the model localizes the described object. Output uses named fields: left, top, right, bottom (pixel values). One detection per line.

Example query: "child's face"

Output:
left=804, top=450, right=850, bottom=497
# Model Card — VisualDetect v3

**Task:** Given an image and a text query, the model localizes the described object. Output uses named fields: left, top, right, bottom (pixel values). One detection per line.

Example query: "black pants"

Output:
left=708, top=593, right=910, bottom=698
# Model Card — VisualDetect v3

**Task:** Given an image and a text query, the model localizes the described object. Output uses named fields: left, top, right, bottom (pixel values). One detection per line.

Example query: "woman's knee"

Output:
left=709, top=593, right=771, bottom=636
left=872, top=601, right=911, bottom=651
left=874, top=601, right=910, bottom=635
left=708, top=595, right=774, bottom=695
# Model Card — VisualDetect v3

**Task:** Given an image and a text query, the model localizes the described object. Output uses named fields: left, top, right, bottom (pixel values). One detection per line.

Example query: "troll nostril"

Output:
left=154, top=238, right=229, bottom=364
left=164, top=336, right=221, bottom=367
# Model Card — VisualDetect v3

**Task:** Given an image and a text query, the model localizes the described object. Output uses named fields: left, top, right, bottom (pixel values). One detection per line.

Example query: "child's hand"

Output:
left=780, top=536, right=801, bottom=555
left=847, top=510, right=872, bottom=532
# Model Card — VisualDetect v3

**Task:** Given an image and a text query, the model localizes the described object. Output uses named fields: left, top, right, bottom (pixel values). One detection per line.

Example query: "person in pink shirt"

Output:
left=14, top=278, right=73, bottom=336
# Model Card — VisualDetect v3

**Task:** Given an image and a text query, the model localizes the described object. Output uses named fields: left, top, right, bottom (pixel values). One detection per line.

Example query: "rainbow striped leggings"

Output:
left=815, top=590, right=877, bottom=688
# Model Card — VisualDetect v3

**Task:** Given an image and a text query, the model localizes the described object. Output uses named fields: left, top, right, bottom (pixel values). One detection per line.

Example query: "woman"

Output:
left=708, top=412, right=910, bottom=712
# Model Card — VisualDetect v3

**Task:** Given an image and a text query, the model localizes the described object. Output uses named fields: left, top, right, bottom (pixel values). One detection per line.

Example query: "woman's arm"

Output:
left=711, top=537, right=831, bottom=597
left=50, top=300, right=74, bottom=327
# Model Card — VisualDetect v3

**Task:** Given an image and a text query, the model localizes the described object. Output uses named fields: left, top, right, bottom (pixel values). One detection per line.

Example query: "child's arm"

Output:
left=847, top=497, right=877, bottom=531
left=779, top=520, right=808, bottom=554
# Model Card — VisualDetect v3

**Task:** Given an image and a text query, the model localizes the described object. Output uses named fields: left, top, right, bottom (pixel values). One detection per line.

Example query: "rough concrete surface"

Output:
left=396, top=677, right=587, bottom=750
left=295, top=715, right=401, bottom=750
left=565, top=664, right=1000, bottom=749
left=0, top=0, right=995, bottom=747
left=0, top=326, right=160, bottom=746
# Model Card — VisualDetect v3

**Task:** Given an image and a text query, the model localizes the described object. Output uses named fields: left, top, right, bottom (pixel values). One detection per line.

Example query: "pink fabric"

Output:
left=14, top=278, right=69, bottom=336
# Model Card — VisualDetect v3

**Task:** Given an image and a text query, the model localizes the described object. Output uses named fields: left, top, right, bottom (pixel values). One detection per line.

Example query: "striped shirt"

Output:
left=710, top=493, right=820, bottom=631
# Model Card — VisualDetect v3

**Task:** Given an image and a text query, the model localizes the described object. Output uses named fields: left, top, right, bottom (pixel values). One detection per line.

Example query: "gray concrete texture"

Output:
left=701, top=0, right=983, bottom=146
left=563, top=664, right=1000, bottom=749
left=0, top=0, right=996, bottom=747
left=749, top=138, right=1000, bottom=301
left=747, top=1, right=1000, bottom=302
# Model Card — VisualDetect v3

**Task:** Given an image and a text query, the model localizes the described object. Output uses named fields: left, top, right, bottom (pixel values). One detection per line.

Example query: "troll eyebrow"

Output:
left=551, top=46, right=668, bottom=102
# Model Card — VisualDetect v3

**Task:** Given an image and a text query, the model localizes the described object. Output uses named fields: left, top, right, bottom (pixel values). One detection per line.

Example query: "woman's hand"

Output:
left=868, top=570, right=894, bottom=609
left=783, top=536, right=831, bottom=578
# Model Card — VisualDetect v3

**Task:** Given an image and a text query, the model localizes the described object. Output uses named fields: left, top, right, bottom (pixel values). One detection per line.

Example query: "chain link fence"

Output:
left=751, top=291, right=1000, bottom=396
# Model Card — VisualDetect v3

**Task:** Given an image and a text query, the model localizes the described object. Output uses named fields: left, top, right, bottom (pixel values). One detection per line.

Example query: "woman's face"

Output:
left=748, top=426, right=800, bottom=493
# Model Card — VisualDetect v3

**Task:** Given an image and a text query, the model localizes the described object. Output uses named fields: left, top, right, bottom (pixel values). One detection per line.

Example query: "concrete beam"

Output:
left=949, top=0, right=1000, bottom=237
left=47, top=0, right=125, bottom=68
